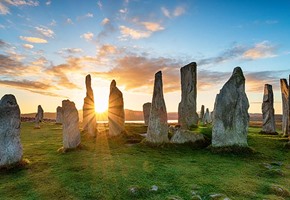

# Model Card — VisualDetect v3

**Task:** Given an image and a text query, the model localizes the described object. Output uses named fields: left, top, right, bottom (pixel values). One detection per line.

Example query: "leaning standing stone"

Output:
left=34, top=105, right=44, bottom=129
left=212, top=67, right=249, bottom=147
left=143, top=102, right=151, bottom=126
left=62, top=100, right=81, bottom=150
left=261, top=84, right=276, bottom=134
left=108, top=80, right=125, bottom=136
left=146, top=71, right=169, bottom=143
left=0, top=94, right=23, bottom=168
left=178, top=62, right=199, bottom=129
left=56, top=106, right=63, bottom=124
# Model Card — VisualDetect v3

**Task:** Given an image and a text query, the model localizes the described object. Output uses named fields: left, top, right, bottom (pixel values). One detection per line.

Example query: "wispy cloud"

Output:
left=35, top=26, right=54, bottom=38
left=0, top=2, right=9, bottom=15
left=80, top=32, right=94, bottom=41
left=141, top=22, right=164, bottom=32
left=22, top=43, right=34, bottom=49
left=45, top=0, right=51, bottom=6
left=119, top=25, right=151, bottom=39
left=97, top=0, right=102, bottom=10
left=161, top=5, right=186, bottom=18
left=4, top=0, right=39, bottom=6
left=20, top=36, right=48, bottom=43
left=101, top=18, right=110, bottom=25
left=66, top=18, right=73, bottom=24
left=242, top=41, right=276, bottom=60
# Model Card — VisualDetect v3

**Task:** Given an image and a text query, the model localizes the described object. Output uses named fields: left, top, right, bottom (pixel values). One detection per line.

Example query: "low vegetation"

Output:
left=0, top=122, right=289, bottom=200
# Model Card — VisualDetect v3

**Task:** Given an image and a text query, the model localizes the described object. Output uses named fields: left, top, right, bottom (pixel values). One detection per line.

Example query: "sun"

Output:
left=94, top=88, right=109, bottom=113
left=95, top=103, right=108, bottom=113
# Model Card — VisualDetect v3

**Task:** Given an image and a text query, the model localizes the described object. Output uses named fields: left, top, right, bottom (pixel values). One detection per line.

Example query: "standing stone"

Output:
left=83, top=74, right=97, bottom=137
left=280, top=79, right=289, bottom=137
left=143, top=102, right=151, bottom=126
left=212, top=67, right=249, bottom=147
left=202, top=108, right=211, bottom=125
left=108, top=80, right=125, bottom=136
left=178, top=62, right=199, bottom=129
left=34, top=105, right=43, bottom=129
left=0, top=94, right=22, bottom=167
left=62, top=100, right=81, bottom=149
left=199, top=105, right=205, bottom=122
left=146, top=71, right=169, bottom=143
left=261, top=84, right=276, bottom=134
left=288, top=75, right=290, bottom=137
left=56, top=106, right=63, bottom=124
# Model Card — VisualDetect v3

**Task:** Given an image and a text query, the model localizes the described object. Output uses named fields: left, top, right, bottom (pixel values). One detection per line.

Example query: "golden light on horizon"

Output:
left=94, top=95, right=109, bottom=113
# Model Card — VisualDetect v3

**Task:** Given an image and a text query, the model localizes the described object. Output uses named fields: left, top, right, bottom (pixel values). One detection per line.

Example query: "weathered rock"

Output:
left=208, top=193, right=230, bottom=200
left=178, top=62, right=199, bottom=129
left=170, top=127, right=204, bottom=144
left=34, top=105, right=43, bottom=129
left=62, top=100, right=81, bottom=149
left=269, top=184, right=290, bottom=198
left=56, top=106, right=63, bottom=124
left=288, top=75, right=290, bottom=138
left=200, top=105, right=205, bottom=121
left=143, top=102, right=151, bottom=126
left=83, top=74, right=97, bottom=137
left=108, top=80, right=125, bottom=136
left=0, top=94, right=22, bottom=167
left=202, top=108, right=211, bottom=125
left=212, top=67, right=249, bottom=147
left=146, top=71, right=169, bottom=143
left=261, top=84, right=276, bottom=134
left=280, top=79, right=289, bottom=137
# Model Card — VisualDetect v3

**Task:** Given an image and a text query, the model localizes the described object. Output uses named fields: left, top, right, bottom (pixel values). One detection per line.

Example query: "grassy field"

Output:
left=0, top=122, right=290, bottom=200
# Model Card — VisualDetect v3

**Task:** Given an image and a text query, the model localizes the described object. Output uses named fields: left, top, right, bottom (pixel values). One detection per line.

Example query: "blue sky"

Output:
left=0, top=0, right=290, bottom=114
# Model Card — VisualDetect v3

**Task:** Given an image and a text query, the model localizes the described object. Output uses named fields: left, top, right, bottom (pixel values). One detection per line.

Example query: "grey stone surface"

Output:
left=261, top=84, right=276, bottom=134
left=178, top=62, right=199, bottom=129
left=108, top=80, right=125, bottom=136
left=146, top=71, right=169, bottom=143
left=202, top=108, right=211, bottom=125
left=280, top=79, right=289, bottom=137
left=199, top=105, right=205, bottom=121
left=212, top=67, right=249, bottom=147
left=34, top=105, right=43, bottom=128
left=56, top=106, right=63, bottom=124
left=0, top=94, right=22, bottom=167
left=143, top=102, right=151, bottom=126
left=83, top=74, right=97, bottom=137
left=62, top=100, right=81, bottom=149
left=170, top=127, right=204, bottom=144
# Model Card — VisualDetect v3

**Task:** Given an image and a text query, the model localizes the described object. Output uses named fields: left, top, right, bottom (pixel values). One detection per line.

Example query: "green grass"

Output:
left=0, top=122, right=289, bottom=200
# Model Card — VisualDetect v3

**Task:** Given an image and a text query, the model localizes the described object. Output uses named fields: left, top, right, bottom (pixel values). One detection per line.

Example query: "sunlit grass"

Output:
left=0, top=122, right=289, bottom=199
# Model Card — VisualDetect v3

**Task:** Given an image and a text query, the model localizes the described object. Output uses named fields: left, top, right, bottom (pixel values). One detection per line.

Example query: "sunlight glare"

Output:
left=94, top=87, right=109, bottom=113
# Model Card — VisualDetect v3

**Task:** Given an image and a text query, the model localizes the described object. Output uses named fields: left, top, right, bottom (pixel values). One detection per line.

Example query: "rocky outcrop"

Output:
left=83, top=74, right=97, bottom=137
left=143, top=102, right=151, bottom=126
left=261, top=84, right=276, bottom=134
left=0, top=94, right=22, bottom=167
left=280, top=79, right=289, bottom=137
left=170, top=127, right=204, bottom=144
left=34, top=105, right=43, bottom=129
left=146, top=71, right=169, bottom=143
left=212, top=67, right=249, bottom=147
left=178, top=62, right=199, bottom=129
left=108, top=80, right=125, bottom=136
left=62, top=100, right=81, bottom=149
left=56, top=106, right=63, bottom=124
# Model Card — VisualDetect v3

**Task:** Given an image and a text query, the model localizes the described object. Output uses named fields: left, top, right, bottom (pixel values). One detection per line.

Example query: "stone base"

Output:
left=57, top=144, right=83, bottom=153
left=259, top=131, right=278, bottom=135
left=209, top=145, right=255, bottom=154
left=0, top=158, right=30, bottom=171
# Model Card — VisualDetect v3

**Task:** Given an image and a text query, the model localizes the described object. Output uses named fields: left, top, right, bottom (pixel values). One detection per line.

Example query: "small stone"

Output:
left=56, top=106, right=63, bottom=124
left=261, top=84, right=276, bottom=134
left=34, top=105, right=44, bottom=129
left=269, top=184, right=290, bottom=197
left=143, top=102, right=151, bottom=126
left=191, top=195, right=202, bottom=200
left=151, top=185, right=158, bottom=191
left=209, top=193, right=230, bottom=200
left=170, top=128, right=205, bottom=144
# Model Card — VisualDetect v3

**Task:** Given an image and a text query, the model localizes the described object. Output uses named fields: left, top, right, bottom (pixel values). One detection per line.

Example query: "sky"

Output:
left=0, top=0, right=290, bottom=114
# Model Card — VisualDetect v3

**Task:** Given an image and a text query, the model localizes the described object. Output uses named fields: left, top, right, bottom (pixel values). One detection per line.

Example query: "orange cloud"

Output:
left=80, top=32, right=94, bottom=41
left=19, top=36, right=48, bottom=43
left=23, top=43, right=34, bottom=49
left=142, top=22, right=164, bottom=32
left=243, top=41, right=276, bottom=59
left=119, top=25, right=151, bottom=39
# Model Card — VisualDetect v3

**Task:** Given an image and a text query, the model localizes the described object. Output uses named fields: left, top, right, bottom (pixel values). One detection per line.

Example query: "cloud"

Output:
left=161, top=5, right=186, bottom=18
left=97, top=0, right=102, bottom=10
left=86, top=13, right=93, bottom=18
left=119, top=8, right=127, bottom=14
left=80, top=32, right=94, bottom=41
left=0, top=2, right=10, bottom=15
left=66, top=18, right=73, bottom=24
left=58, top=48, right=83, bottom=56
left=142, top=22, right=164, bottom=32
left=101, top=18, right=110, bottom=25
left=31, top=56, right=48, bottom=66
left=45, top=0, right=51, bottom=5
left=19, top=36, right=48, bottom=43
left=119, top=25, right=151, bottom=39
left=242, top=41, right=276, bottom=60
left=0, top=39, right=10, bottom=48
left=98, top=44, right=117, bottom=57
left=35, top=26, right=54, bottom=38
left=4, top=0, right=39, bottom=6
left=22, top=43, right=34, bottom=49
left=49, top=19, right=56, bottom=26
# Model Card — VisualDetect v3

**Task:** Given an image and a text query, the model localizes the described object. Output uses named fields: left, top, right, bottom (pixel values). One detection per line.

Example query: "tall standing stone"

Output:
left=108, top=80, right=125, bottom=136
left=288, top=75, right=290, bottom=138
left=178, top=62, right=199, bottom=129
left=34, top=105, right=43, bottom=129
left=200, top=105, right=205, bottom=122
left=146, top=71, right=169, bottom=143
left=56, top=106, right=63, bottom=124
left=83, top=74, right=97, bottom=137
left=62, top=100, right=81, bottom=149
left=0, top=94, right=22, bottom=167
left=212, top=67, right=249, bottom=147
left=280, top=79, right=289, bottom=137
left=202, top=108, right=211, bottom=125
left=143, top=102, right=151, bottom=126
left=261, top=84, right=276, bottom=134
